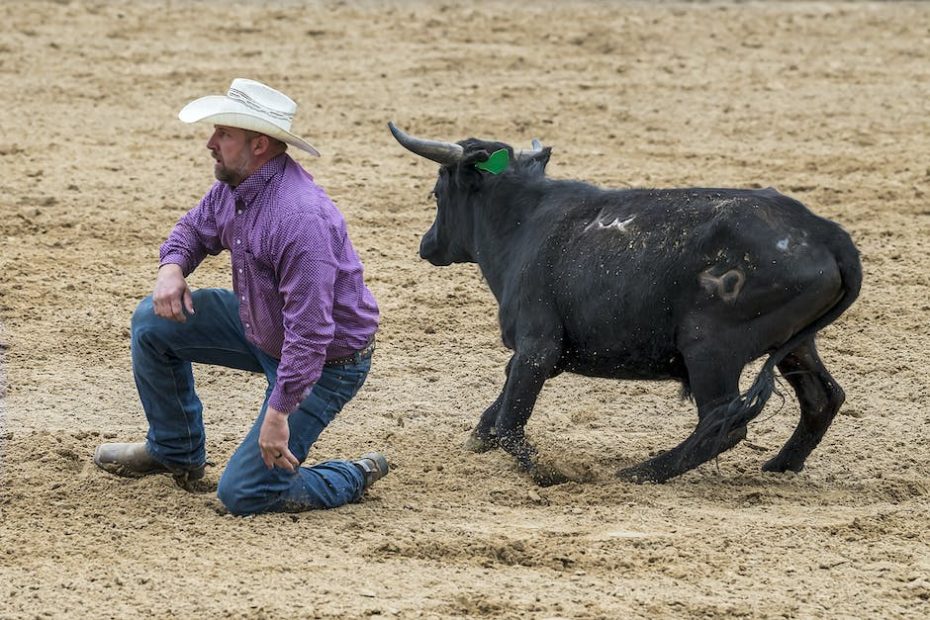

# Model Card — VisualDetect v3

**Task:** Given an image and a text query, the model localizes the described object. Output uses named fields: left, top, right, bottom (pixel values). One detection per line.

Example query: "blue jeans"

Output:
left=130, top=288, right=370, bottom=515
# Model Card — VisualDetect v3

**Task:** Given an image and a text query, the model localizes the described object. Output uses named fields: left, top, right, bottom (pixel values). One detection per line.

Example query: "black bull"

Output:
left=390, top=122, right=862, bottom=485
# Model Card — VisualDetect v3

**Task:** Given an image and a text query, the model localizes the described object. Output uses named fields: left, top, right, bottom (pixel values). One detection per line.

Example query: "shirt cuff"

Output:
left=268, top=385, right=304, bottom=415
left=159, top=253, right=192, bottom=277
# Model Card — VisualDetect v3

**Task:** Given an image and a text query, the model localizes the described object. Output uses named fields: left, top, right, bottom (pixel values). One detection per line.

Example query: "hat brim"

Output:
left=178, top=95, right=320, bottom=157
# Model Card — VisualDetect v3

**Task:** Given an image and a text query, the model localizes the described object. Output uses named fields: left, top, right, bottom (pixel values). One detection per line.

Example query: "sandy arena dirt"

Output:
left=2, top=1, right=929, bottom=618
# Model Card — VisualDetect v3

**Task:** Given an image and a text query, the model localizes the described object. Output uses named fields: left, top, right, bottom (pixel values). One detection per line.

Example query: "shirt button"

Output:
left=237, top=210, right=242, bottom=215
left=245, top=323, right=250, bottom=328
left=236, top=239, right=241, bottom=245
left=238, top=268, right=243, bottom=274
left=241, top=296, right=246, bottom=301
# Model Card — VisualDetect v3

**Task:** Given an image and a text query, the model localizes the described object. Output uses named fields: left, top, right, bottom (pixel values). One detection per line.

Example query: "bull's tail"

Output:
left=698, top=230, right=863, bottom=446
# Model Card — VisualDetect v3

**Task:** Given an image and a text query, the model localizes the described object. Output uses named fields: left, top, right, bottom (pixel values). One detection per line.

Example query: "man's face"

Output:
left=206, top=125, right=257, bottom=187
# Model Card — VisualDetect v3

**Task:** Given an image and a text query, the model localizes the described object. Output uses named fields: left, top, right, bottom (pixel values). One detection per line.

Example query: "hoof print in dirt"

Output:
left=174, top=474, right=217, bottom=494
left=531, top=468, right=570, bottom=488
left=531, top=457, right=591, bottom=487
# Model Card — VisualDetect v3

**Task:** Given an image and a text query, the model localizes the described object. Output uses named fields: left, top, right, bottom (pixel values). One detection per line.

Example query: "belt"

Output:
left=323, top=336, right=376, bottom=367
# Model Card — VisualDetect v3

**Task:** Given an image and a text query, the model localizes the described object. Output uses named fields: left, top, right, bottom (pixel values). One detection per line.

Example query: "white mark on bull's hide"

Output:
left=713, top=198, right=739, bottom=210
left=585, top=212, right=635, bottom=233
left=776, top=237, right=790, bottom=251
left=699, top=267, right=746, bottom=303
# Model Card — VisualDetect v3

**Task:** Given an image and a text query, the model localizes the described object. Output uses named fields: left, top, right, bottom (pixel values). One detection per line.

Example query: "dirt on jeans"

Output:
left=2, top=1, right=929, bottom=618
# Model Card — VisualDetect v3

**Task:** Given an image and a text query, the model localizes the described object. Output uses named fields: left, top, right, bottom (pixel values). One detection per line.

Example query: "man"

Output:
left=95, top=78, right=387, bottom=515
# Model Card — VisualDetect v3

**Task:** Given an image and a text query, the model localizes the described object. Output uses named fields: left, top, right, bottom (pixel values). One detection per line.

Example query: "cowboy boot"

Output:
left=94, top=442, right=205, bottom=481
left=352, top=452, right=389, bottom=491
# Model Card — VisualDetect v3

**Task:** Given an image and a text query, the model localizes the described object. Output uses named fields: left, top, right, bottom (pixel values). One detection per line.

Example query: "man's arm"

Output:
left=155, top=189, right=224, bottom=322
left=268, top=213, right=340, bottom=415
left=257, top=214, right=340, bottom=470
left=270, top=256, right=337, bottom=413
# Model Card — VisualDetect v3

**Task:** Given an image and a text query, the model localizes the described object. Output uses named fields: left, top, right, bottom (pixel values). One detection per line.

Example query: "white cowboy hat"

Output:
left=178, top=78, right=320, bottom=156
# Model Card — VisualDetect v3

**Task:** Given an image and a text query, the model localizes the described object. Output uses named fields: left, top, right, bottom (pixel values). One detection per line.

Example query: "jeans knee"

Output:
left=216, top=476, right=255, bottom=516
left=131, top=297, right=185, bottom=354
left=131, top=297, right=158, bottom=339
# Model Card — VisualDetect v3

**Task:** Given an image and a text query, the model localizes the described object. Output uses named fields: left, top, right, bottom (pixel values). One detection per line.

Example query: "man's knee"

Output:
left=131, top=296, right=187, bottom=355
left=130, top=296, right=163, bottom=344
left=216, top=471, right=275, bottom=516
left=131, top=296, right=156, bottom=327
left=216, top=475, right=255, bottom=516
left=131, top=294, right=198, bottom=345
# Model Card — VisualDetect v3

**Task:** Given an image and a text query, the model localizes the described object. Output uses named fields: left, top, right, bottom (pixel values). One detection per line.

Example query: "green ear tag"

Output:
left=474, top=148, right=510, bottom=175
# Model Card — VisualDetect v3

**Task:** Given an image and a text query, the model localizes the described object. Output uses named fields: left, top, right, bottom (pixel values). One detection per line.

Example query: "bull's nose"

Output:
left=421, top=254, right=453, bottom=267
left=419, top=236, right=436, bottom=260
left=419, top=237, right=451, bottom=266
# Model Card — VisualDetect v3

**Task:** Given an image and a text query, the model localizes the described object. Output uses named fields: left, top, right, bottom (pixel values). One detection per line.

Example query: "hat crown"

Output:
left=226, top=78, right=296, bottom=130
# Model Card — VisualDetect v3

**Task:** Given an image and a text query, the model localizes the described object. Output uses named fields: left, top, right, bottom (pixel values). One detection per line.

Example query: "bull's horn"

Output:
left=516, top=138, right=544, bottom=159
left=388, top=121, right=464, bottom=165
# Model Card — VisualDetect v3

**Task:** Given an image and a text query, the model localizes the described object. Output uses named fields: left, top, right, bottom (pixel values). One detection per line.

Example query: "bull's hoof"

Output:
left=617, top=464, right=663, bottom=484
left=464, top=431, right=498, bottom=453
left=761, top=453, right=806, bottom=474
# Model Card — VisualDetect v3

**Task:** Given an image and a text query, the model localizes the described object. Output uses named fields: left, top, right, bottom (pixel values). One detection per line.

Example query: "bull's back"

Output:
left=527, top=186, right=853, bottom=376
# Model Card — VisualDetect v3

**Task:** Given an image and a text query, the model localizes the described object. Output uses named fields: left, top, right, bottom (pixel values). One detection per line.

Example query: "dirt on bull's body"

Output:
left=2, top=1, right=929, bottom=618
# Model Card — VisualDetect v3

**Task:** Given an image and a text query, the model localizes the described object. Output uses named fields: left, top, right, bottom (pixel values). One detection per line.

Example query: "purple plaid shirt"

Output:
left=160, top=153, right=380, bottom=413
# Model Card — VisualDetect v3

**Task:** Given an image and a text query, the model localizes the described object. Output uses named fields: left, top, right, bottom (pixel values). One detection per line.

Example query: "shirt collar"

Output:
left=232, top=153, right=289, bottom=206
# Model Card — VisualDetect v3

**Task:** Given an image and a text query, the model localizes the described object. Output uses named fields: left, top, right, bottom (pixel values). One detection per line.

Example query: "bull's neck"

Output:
left=471, top=179, right=543, bottom=303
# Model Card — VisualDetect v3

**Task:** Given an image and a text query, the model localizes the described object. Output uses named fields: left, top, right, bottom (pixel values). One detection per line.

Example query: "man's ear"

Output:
left=251, top=134, right=271, bottom=156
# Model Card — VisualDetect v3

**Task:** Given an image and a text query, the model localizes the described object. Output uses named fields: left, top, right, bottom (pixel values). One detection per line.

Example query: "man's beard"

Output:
left=213, top=153, right=249, bottom=187
left=214, top=164, right=243, bottom=186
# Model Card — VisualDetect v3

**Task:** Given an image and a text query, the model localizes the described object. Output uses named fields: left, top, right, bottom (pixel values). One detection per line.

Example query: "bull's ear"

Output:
left=473, top=149, right=511, bottom=175
left=522, top=146, right=552, bottom=173
left=461, top=149, right=492, bottom=167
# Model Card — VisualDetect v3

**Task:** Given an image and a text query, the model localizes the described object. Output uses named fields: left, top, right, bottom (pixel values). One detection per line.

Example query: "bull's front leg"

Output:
left=464, top=393, right=502, bottom=453
left=464, top=358, right=515, bottom=453
left=495, top=342, right=565, bottom=486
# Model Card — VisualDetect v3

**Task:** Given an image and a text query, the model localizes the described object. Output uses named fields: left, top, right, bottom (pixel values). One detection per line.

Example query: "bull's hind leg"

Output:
left=763, top=338, right=845, bottom=473
left=618, top=354, right=746, bottom=483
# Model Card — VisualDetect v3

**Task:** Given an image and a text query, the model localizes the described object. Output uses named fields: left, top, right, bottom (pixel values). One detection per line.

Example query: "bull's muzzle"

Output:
left=419, top=232, right=452, bottom=266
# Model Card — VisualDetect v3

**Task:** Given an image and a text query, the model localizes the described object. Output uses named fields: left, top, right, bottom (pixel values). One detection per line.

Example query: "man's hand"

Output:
left=153, top=263, right=194, bottom=322
left=259, top=407, right=299, bottom=472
